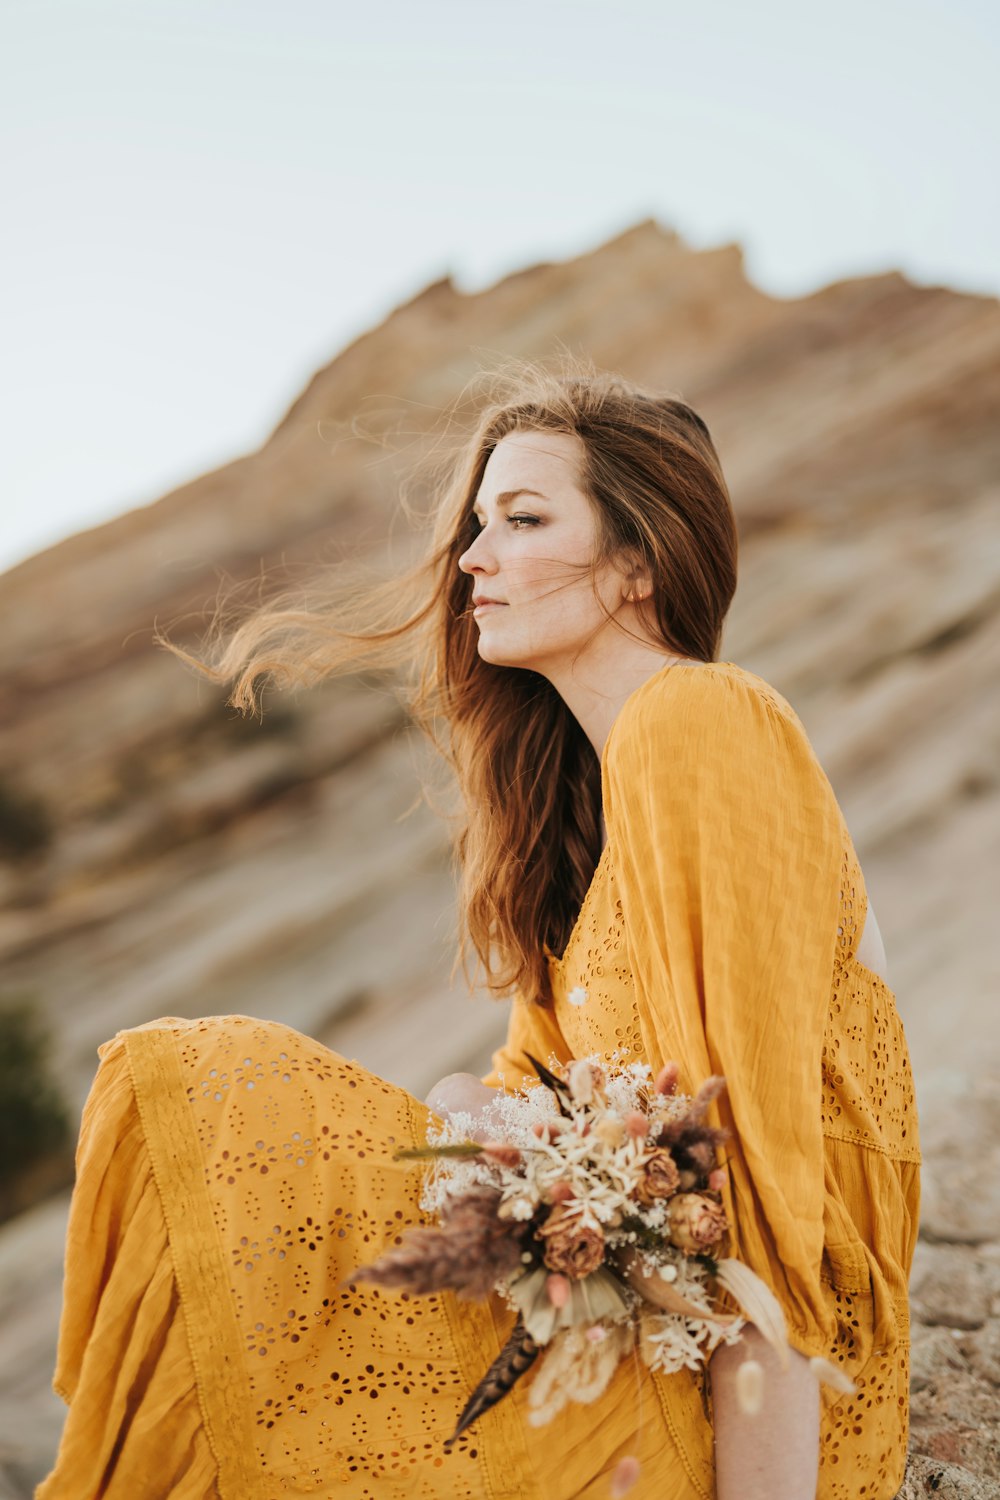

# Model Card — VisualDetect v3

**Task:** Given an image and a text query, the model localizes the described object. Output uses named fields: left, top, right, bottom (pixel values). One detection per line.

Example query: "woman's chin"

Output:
left=476, top=641, right=511, bottom=667
left=476, top=634, right=531, bottom=670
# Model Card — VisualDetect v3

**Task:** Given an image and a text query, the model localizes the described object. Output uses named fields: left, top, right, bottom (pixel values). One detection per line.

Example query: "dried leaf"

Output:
left=712, top=1258, right=790, bottom=1371
left=522, top=1052, right=574, bottom=1118
left=624, top=1257, right=740, bottom=1322
left=510, top=1265, right=632, bottom=1345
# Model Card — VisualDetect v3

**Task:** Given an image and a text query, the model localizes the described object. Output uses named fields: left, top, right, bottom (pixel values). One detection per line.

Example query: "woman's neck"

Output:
left=545, top=638, right=701, bottom=762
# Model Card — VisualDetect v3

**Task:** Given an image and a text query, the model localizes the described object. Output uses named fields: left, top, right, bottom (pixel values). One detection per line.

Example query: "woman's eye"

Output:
left=508, top=514, right=540, bottom=530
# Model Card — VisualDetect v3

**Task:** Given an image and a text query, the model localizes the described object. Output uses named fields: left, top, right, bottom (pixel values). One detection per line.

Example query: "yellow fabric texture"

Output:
left=39, top=661, right=920, bottom=1499
left=484, top=661, right=921, bottom=1498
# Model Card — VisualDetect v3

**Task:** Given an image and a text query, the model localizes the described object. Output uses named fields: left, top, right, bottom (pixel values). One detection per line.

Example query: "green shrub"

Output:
left=0, top=996, right=72, bottom=1219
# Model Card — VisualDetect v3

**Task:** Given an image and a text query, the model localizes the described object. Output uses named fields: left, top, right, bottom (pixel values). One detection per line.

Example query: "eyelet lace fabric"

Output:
left=174, top=1020, right=501, bottom=1495
left=41, top=1015, right=715, bottom=1498
left=41, top=664, right=920, bottom=1500
left=547, top=825, right=920, bottom=1500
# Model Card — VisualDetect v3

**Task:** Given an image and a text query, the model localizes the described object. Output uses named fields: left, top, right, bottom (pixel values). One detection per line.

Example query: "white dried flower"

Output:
left=566, top=1059, right=605, bottom=1106
left=527, top=1320, right=633, bottom=1424
left=498, top=1194, right=536, bottom=1222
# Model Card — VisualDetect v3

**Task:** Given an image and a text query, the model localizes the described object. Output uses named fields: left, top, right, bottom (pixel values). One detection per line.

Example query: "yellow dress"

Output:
left=38, top=661, right=920, bottom=1499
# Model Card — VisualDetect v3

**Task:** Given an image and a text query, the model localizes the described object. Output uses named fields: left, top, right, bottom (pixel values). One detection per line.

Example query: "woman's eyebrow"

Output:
left=473, top=488, right=552, bottom=513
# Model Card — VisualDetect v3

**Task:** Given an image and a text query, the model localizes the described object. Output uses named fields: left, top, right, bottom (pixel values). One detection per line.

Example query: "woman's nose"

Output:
left=458, top=526, right=497, bottom=575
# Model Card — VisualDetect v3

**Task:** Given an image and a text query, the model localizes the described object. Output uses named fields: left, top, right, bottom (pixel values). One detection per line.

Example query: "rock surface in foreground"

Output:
left=900, top=1078, right=1000, bottom=1497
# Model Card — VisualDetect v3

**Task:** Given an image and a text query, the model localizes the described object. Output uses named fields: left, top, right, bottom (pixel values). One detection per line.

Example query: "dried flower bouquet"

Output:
left=354, top=1054, right=853, bottom=1444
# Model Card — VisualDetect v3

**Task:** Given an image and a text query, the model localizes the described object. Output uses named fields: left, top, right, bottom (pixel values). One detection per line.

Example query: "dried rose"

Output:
left=538, top=1204, right=605, bottom=1279
left=666, top=1192, right=728, bottom=1255
left=633, top=1148, right=681, bottom=1206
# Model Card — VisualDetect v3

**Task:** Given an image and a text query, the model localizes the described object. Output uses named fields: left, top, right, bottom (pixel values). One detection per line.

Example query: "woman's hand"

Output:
left=424, top=1072, right=503, bottom=1142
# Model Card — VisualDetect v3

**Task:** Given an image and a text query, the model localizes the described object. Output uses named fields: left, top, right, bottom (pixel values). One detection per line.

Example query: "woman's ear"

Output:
left=619, top=554, right=654, bottom=605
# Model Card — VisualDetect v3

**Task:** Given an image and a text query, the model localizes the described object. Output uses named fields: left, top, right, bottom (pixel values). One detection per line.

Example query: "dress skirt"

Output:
left=38, top=1015, right=714, bottom=1500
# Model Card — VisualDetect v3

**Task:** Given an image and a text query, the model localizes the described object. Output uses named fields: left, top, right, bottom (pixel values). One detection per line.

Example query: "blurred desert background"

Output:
left=1, top=221, right=999, bottom=1495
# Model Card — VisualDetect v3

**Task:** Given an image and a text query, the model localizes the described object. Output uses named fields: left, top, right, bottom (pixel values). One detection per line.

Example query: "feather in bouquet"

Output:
left=353, top=1053, right=854, bottom=1446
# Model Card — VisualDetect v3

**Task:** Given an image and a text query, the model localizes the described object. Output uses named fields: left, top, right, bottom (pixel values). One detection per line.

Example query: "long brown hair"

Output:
left=157, top=356, right=738, bottom=1005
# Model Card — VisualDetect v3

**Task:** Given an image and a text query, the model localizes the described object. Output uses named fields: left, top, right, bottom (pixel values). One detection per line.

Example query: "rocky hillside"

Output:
left=1, top=218, right=998, bottom=1492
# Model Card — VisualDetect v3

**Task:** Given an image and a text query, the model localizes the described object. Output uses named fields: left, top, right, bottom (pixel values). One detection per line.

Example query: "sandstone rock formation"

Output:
left=1, top=218, right=998, bottom=1492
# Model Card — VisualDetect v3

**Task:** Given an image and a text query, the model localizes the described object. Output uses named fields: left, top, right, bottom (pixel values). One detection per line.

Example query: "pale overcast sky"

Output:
left=2, top=0, right=997, bottom=574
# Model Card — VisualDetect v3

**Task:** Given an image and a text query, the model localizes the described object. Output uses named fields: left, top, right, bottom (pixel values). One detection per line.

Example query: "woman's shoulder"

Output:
left=602, top=659, right=847, bottom=876
left=605, top=659, right=805, bottom=768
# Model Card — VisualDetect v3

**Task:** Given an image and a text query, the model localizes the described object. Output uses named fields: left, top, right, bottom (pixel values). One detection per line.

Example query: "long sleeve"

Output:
left=603, top=668, right=844, bottom=1359
left=480, top=994, right=572, bottom=1092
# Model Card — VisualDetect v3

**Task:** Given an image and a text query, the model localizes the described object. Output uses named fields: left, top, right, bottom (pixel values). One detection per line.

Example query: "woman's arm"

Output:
left=604, top=671, right=847, bottom=1484
left=710, top=1326, right=820, bottom=1500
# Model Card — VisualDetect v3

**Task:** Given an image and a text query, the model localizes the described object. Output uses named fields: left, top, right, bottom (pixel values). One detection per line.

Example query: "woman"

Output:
left=39, top=363, right=919, bottom=1499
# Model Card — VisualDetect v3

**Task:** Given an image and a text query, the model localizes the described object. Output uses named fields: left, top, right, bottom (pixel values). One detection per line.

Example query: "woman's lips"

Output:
left=473, top=600, right=508, bottom=616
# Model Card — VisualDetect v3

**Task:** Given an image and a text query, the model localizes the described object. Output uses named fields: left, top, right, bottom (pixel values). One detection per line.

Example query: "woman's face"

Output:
left=457, top=430, right=633, bottom=678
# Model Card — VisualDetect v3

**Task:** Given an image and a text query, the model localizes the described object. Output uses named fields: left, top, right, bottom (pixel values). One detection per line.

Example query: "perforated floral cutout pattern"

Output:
left=171, top=1017, right=502, bottom=1497
left=45, top=663, right=919, bottom=1500
left=815, top=1290, right=912, bottom=1495
left=551, top=856, right=647, bottom=1070
left=94, top=1016, right=713, bottom=1500
left=824, top=837, right=920, bottom=1163
left=545, top=814, right=918, bottom=1500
